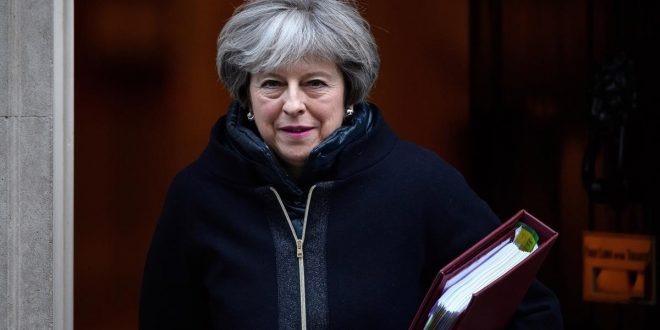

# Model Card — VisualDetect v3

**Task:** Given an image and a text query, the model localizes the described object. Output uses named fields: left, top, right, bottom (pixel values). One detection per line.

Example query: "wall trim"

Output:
left=52, top=0, right=74, bottom=329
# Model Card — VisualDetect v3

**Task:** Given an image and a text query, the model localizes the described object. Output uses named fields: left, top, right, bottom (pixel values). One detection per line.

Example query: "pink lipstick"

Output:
left=280, top=126, right=313, bottom=137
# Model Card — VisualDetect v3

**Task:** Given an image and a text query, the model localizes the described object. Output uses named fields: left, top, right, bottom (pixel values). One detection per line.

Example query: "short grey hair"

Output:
left=216, top=0, right=380, bottom=107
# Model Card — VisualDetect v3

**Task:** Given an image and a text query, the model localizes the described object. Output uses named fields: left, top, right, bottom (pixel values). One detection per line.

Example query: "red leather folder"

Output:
left=409, top=210, right=558, bottom=330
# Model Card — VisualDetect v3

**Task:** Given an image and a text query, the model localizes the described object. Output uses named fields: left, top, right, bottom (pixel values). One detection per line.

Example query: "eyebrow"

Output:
left=254, top=70, right=335, bottom=81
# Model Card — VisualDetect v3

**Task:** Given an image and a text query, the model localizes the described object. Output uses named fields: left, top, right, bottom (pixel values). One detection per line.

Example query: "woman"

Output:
left=140, top=0, right=563, bottom=329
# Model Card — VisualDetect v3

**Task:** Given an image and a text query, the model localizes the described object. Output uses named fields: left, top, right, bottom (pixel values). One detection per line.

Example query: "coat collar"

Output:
left=197, top=101, right=398, bottom=196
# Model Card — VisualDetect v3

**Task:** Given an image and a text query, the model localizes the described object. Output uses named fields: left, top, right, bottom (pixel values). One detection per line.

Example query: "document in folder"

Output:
left=409, top=210, right=558, bottom=330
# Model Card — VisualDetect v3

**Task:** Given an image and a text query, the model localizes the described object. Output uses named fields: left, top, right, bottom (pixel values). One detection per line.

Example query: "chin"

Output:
left=281, top=152, right=311, bottom=168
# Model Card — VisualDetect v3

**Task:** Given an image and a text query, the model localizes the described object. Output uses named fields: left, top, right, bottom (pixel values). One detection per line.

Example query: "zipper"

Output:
left=270, top=185, right=317, bottom=330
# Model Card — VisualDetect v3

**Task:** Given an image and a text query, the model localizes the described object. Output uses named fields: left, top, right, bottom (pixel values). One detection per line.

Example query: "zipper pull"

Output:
left=296, top=239, right=304, bottom=258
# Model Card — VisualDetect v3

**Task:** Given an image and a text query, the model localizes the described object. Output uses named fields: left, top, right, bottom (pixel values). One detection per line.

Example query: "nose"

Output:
left=282, top=86, right=305, bottom=116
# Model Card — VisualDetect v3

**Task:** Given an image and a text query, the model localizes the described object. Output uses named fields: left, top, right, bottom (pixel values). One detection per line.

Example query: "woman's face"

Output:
left=249, top=58, right=346, bottom=171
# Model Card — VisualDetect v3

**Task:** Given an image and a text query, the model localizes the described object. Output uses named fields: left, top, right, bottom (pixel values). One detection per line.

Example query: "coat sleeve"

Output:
left=139, top=173, right=210, bottom=329
left=508, top=279, right=564, bottom=329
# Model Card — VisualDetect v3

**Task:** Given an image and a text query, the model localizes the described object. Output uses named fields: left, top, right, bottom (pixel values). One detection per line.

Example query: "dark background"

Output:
left=75, top=0, right=659, bottom=328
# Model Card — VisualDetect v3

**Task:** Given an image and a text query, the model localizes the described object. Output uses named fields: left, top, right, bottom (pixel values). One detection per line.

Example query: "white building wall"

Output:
left=1, top=0, right=73, bottom=328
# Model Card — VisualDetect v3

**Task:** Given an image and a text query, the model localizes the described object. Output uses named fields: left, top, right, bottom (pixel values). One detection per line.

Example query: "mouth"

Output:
left=280, top=126, right=314, bottom=134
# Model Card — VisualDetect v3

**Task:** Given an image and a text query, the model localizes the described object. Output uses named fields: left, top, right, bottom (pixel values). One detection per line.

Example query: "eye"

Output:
left=260, top=79, right=283, bottom=88
left=306, top=79, right=328, bottom=88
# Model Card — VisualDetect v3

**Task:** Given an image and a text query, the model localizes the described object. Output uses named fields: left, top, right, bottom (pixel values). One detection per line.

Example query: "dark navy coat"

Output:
left=140, top=103, right=562, bottom=329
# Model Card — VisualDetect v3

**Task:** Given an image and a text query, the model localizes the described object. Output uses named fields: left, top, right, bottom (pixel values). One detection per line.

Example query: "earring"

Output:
left=247, top=111, right=255, bottom=121
left=346, top=107, right=354, bottom=117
